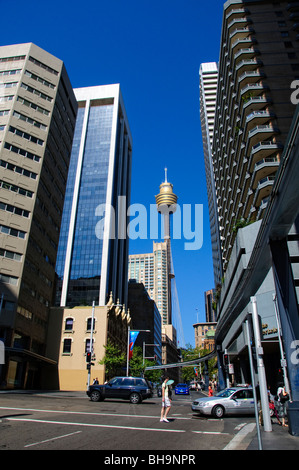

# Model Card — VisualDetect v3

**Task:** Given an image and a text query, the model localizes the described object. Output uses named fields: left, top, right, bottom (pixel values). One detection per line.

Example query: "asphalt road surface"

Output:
left=0, top=390, right=257, bottom=453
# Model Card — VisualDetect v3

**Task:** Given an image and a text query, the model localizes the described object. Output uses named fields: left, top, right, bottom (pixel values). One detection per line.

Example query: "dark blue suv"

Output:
left=87, top=376, right=153, bottom=404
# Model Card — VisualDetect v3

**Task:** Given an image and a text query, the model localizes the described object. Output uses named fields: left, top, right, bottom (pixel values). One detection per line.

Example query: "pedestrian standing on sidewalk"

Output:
left=160, top=376, right=172, bottom=423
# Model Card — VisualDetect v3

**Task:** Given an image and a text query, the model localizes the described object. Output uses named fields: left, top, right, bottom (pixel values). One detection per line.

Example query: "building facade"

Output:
left=0, top=43, right=77, bottom=389
left=199, top=62, right=223, bottom=286
left=200, top=1, right=299, bottom=434
left=48, top=84, right=133, bottom=390
left=210, top=0, right=299, bottom=272
left=128, top=241, right=169, bottom=325
left=128, top=282, right=162, bottom=365
left=55, top=84, right=132, bottom=309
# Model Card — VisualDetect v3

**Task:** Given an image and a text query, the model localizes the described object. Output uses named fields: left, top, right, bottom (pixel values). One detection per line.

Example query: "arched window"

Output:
left=65, top=317, right=73, bottom=330
left=86, top=317, right=95, bottom=331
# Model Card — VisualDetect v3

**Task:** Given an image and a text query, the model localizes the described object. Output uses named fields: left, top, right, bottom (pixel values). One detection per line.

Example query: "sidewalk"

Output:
left=247, top=422, right=299, bottom=450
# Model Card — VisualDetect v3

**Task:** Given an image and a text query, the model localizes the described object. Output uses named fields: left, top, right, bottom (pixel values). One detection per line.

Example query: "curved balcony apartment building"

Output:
left=212, top=0, right=299, bottom=271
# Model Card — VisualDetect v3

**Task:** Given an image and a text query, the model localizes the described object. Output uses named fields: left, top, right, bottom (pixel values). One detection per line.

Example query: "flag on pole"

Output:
left=194, top=367, right=198, bottom=376
left=129, top=331, right=139, bottom=360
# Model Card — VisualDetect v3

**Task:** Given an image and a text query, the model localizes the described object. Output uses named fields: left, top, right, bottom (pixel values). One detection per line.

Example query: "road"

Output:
left=0, top=390, right=257, bottom=453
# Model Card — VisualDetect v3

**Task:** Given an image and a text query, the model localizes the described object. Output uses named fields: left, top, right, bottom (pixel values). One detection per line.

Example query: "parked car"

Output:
left=175, top=383, right=190, bottom=395
left=192, top=386, right=255, bottom=418
left=87, top=376, right=153, bottom=404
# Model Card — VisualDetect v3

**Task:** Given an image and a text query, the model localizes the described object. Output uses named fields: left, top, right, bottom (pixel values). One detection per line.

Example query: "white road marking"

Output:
left=223, top=422, right=256, bottom=450
left=0, top=406, right=191, bottom=420
left=24, top=431, right=82, bottom=448
left=6, top=417, right=186, bottom=433
left=192, top=431, right=230, bottom=435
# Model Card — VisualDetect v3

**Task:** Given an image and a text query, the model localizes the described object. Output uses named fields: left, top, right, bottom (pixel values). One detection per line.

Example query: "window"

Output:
left=63, top=338, right=72, bottom=354
left=0, top=273, right=18, bottom=285
left=65, top=317, right=73, bottom=331
left=87, top=317, right=95, bottom=331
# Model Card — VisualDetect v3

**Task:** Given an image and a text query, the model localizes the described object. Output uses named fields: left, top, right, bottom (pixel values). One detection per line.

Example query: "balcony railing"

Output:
left=234, top=47, right=260, bottom=61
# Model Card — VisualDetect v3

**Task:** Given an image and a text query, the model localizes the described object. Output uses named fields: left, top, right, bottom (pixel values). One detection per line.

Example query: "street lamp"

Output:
left=87, top=300, right=95, bottom=387
left=126, top=327, right=150, bottom=376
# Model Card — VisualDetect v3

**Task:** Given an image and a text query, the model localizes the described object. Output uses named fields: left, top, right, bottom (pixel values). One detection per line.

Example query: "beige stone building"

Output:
left=46, top=294, right=131, bottom=390
left=193, top=322, right=217, bottom=350
left=0, top=43, right=77, bottom=389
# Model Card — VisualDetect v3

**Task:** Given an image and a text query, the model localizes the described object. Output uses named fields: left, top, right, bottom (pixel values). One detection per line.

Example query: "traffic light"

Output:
left=86, top=351, right=92, bottom=363
left=223, top=354, right=229, bottom=373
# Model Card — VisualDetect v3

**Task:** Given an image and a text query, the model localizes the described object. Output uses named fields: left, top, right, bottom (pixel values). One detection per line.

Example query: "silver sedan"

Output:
left=191, top=387, right=255, bottom=418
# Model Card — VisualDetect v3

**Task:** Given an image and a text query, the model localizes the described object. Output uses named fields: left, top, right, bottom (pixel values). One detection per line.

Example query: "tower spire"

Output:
left=164, top=167, right=168, bottom=183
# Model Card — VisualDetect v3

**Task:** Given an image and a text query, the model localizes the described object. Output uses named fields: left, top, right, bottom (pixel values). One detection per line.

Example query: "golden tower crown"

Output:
left=155, top=168, right=178, bottom=211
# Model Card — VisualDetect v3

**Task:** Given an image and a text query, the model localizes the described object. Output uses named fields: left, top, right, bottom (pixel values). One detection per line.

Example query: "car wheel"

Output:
left=90, top=390, right=102, bottom=402
left=130, top=392, right=141, bottom=404
left=212, top=404, right=225, bottom=418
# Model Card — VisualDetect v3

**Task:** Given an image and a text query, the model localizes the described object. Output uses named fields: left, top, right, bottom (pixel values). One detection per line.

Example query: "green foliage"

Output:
left=98, top=339, right=126, bottom=380
left=181, top=343, right=218, bottom=382
left=129, top=346, right=163, bottom=383
left=99, top=342, right=162, bottom=382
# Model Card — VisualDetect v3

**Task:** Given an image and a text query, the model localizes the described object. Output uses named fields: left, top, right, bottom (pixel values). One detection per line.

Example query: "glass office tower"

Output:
left=55, top=85, right=132, bottom=308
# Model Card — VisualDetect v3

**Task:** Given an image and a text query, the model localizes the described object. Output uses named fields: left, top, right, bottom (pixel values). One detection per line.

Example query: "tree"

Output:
left=129, top=346, right=163, bottom=383
left=181, top=343, right=218, bottom=383
left=98, top=339, right=126, bottom=380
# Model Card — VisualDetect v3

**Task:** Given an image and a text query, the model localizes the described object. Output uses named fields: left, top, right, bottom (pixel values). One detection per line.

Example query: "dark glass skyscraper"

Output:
left=55, top=85, right=132, bottom=308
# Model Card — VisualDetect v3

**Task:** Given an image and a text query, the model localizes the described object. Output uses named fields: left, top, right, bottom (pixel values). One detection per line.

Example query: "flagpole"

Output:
left=126, top=326, right=130, bottom=377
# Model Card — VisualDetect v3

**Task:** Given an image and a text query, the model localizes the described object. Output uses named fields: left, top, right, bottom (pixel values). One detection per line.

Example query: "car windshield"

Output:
left=177, top=384, right=187, bottom=387
left=216, top=388, right=236, bottom=398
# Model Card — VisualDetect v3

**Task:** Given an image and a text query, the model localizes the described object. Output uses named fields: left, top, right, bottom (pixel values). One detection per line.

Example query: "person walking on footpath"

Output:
left=160, top=376, right=172, bottom=422
left=275, top=383, right=289, bottom=427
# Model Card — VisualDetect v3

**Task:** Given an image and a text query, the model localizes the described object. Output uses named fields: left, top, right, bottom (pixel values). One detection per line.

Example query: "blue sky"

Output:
left=1, top=0, right=224, bottom=346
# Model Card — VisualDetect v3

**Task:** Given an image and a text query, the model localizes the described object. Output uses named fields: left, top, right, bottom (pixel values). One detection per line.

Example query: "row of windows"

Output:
left=24, top=69, right=55, bottom=89
left=0, top=95, right=13, bottom=103
left=0, top=55, right=25, bottom=63
left=20, top=82, right=52, bottom=102
left=9, top=125, right=44, bottom=146
left=13, top=110, right=47, bottom=131
left=0, top=223, right=26, bottom=239
left=0, top=68, right=21, bottom=76
left=0, top=179, right=33, bottom=198
left=64, top=317, right=94, bottom=331
left=0, top=248, right=22, bottom=261
left=0, top=158, right=38, bottom=179
left=17, top=95, right=50, bottom=116
left=0, top=81, right=17, bottom=89
left=28, top=56, right=59, bottom=76
left=62, top=338, right=93, bottom=355
left=0, top=273, right=18, bottom=285
left=0, top=201, right=29, bottom=218
left=4, top=141, right=41, bottom=162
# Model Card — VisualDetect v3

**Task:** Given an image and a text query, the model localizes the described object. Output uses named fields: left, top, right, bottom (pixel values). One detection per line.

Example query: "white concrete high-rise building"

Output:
left=199, top=62, right=222, bottom=285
